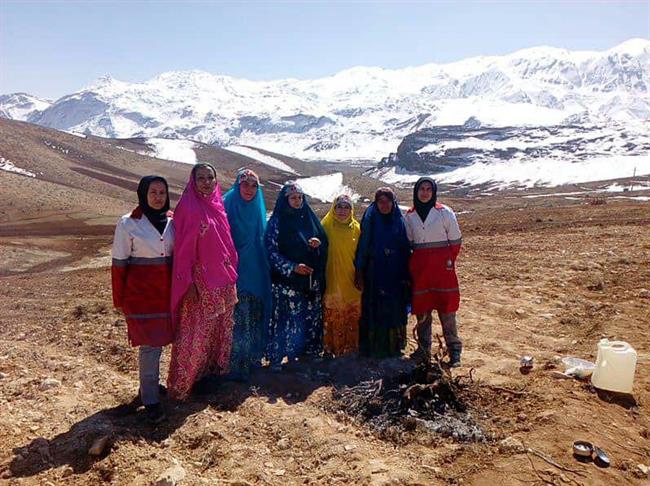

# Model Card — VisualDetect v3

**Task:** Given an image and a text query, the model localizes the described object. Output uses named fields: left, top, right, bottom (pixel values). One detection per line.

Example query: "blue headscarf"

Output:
left=223, top=169, right=272, bottom=305
left=269, top=181, right=328, bottom=294
left=355, top=187, right=410, bottom=297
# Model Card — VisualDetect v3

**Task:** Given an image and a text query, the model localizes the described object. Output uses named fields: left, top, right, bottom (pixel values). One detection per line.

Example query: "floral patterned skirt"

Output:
left=267, top=282, right=323, bottom=366
left=167, top=268, right=237, bottom=400
left=323, top=300, right=360, bottom=356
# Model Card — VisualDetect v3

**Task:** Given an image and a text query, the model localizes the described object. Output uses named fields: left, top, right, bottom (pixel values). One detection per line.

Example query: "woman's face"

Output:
left=288, top=193, right=303, bottom=209
left=377, top=195, right=393, bottom=215
left=417, top=181, right=434, bottom=204
left=334, top=202, right=351, bottom=221
left=239, top=179, right=258, bottom=202
left=147, top=180, right=167, bottom=210
left=195, top=167, right=216, bottom=196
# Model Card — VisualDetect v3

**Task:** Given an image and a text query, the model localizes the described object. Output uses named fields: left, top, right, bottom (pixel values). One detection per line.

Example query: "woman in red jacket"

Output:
left=404, top=177, right=463, bottom=367
left=111, top=175, right=174, bottom=423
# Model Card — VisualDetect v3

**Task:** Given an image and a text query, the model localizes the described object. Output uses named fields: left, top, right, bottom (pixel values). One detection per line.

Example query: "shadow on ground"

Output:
left=6, top=355, right=414, bottom=479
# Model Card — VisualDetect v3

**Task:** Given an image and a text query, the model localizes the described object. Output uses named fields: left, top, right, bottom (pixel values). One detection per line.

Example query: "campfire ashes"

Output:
left=332, top=362, right=486, bottom=443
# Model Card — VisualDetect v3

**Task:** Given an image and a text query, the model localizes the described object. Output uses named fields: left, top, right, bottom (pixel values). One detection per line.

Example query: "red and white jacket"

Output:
left=111, top=209, right=175, bottom=347
left=404, top=203, right=462, bottom=314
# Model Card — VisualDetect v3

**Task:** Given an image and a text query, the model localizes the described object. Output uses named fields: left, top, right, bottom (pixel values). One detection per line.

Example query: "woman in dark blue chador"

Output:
left=264, top=181, right=328, bottom=371
left=354, top=187, right=410, bottom=358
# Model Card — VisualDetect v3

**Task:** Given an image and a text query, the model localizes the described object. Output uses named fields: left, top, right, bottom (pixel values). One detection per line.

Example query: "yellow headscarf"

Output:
left=321, top=195, right=362, bottom=306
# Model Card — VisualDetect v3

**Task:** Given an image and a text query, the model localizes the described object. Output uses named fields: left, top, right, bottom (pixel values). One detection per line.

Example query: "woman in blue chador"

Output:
left=354, top=187, right=410, bottom=358
left=223, top=168, right=272, bottom=380
left=264, top=181, right=328, bottom=372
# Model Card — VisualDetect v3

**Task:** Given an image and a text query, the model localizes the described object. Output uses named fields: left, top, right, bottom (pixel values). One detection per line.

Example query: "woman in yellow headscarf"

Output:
left=321, top=194, right=362, bottom=356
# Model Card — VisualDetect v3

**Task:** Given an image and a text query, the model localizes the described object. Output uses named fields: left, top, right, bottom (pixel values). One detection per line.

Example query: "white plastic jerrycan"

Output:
left=591, top=339, right=637, bottom=394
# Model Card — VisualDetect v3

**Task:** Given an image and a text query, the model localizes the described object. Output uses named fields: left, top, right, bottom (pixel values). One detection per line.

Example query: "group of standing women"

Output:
left=111, top=163, right=463, bottom=423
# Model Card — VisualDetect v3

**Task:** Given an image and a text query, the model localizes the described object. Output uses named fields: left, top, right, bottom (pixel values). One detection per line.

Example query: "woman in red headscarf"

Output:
left=167, top=163, right=239, bottom=400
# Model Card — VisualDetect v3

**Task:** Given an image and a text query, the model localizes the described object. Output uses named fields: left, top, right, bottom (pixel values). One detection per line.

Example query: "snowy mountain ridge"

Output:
left=370, top=123, right=650, bottom=190
left=1, top=38, right=648, bottom=161
left=0, top=93, right=52, bottom=121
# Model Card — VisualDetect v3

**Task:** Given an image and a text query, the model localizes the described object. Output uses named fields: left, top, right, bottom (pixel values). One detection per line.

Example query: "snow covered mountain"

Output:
left=1, top=38, right=649, bottom=162
left=370, top=123, right=650, bottom=190
left=0, top=93, right=51, bottom=121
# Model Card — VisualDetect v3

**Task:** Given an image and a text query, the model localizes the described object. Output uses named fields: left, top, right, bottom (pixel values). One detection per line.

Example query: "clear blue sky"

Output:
left=1, top=0, right=649, bottom=99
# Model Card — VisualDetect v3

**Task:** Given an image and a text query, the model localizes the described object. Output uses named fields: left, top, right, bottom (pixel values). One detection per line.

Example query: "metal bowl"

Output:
left=520, top=356, right=534, bottom=368
left=593, top=446, right=610, bottom=468
left=572, top=440, right=594, bottom=458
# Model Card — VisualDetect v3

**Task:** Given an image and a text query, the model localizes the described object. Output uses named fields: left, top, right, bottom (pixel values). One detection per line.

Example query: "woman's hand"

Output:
left=183, top=282, right=199, bottom=303
left=354, top=269, right=364, bottom=291
left=294, top=263, right=314, bottom=275
left=308, top=237, right=321, bottom=249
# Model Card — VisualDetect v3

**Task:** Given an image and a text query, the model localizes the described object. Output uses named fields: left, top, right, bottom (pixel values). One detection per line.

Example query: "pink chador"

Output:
left=167, top=165, right=239, bottom=400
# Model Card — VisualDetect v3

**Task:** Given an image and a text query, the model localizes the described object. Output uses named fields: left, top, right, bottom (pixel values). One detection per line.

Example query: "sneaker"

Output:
left=144, top=403, right=166, bottom=424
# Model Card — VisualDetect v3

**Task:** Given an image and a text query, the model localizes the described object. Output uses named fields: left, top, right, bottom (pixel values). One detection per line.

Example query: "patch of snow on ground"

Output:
left=146, top=138, right=198, bottom=165
left=376, top=155, right=650, bottom=190
left=610, top=196, right=650, bottom=201
left=225, top=146, right=299, bottom=175
left=43, top=140, right=69, bottom=154
left=523, top=191, right=587, bottom=198
left=296, top=173, right=359, bottom=203
left=604, top=181, right=650, bottom=192
left=114, top=145, right=155, bottom=160
left=61, top=129, right=86, bottom=138
left=0, top=157, right=36, bottom=177
left=521, top=182, right=650, bottom=198
left=373, top=167, right=426, bottom=185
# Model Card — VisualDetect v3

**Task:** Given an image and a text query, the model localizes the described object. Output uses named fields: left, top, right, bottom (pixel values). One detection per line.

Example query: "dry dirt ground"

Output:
left=0, top=194, right=648, bottom=486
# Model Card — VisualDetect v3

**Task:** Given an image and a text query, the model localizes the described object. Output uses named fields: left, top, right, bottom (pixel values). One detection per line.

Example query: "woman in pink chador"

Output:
left=167, top=163, right=239, bottom=400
